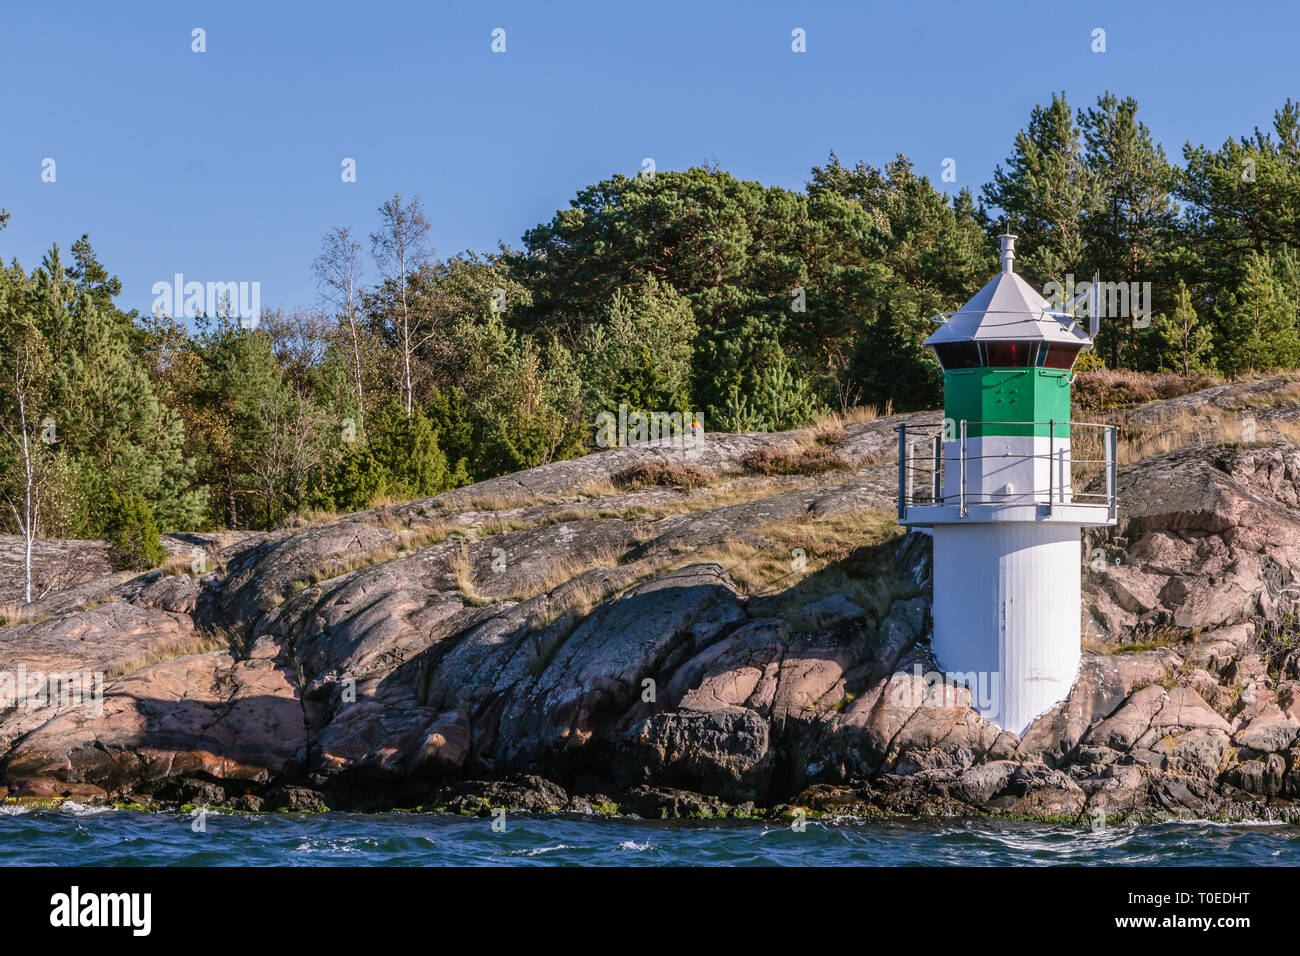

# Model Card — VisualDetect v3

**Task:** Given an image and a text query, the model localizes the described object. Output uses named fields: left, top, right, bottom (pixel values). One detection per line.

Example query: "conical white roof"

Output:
left=924, top=236, right=1092, bottom=347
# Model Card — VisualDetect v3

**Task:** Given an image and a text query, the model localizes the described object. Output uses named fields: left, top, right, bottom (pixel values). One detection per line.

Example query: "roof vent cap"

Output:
left=998, top=234, right=1017, bottom=275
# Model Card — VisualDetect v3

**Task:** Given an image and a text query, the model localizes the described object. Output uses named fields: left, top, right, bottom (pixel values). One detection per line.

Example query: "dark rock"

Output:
left=265, top=786, right=329, bottom=812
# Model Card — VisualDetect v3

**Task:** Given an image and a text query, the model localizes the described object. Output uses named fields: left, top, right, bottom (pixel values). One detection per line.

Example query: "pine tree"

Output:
left=29, top=245, right=205, bottom=535
left=101, top=491, right=167, bottom=571
left=1155, top=281, right=1215, bottom=375
left=1079, top=93, right=1180, bottom=367
left=579, top=277, right=697, bottom=425
left=983, top=92, right=1098, bottom=287
left=1213, top=253, right=1297, bottom=374
left=365, top=399, right=457, bottom=500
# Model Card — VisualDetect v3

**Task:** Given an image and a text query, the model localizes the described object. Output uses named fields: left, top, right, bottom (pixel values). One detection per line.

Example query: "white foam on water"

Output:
left=512, top=844, right=571, bottom=856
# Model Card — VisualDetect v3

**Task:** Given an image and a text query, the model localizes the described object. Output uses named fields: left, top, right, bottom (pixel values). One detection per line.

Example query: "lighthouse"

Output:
left=897, top=235, right=1117, bottom=734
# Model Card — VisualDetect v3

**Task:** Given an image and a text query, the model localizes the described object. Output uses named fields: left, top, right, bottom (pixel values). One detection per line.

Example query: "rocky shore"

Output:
left=4, top=377, right=1300, bottom=824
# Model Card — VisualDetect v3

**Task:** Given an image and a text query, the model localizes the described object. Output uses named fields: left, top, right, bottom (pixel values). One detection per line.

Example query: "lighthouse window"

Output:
left=1040, top=344, right=1082, bottom=369
left=981, top=341, right=1039, bottom=367
left=932, top=342, right=981, bottom=369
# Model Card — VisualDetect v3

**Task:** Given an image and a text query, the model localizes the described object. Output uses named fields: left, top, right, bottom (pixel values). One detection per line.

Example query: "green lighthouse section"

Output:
left=944, top=366, right=1073, bottom=439
left=925, top=232, right=1091, bottom=441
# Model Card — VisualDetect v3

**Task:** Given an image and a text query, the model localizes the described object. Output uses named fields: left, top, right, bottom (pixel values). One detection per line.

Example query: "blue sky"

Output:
left=0, top=0, right=1294, bottom=319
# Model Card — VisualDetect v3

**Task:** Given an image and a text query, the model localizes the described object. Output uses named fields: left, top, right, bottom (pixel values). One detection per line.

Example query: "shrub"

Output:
left=741, top=446, right=851, bottom=476
left=101, top=492, right=168, bottom=571
left=1073, top=368, right=1221, bottom=413
left=612, top=462, right=718, bottom=490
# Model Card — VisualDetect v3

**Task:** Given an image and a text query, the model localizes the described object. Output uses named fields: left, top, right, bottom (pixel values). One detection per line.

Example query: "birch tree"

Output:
left=0, top=290, right=54, bottom=605
left=313, top=226, right=367, bottom=428
left=369, top=194, right=433, bottom=418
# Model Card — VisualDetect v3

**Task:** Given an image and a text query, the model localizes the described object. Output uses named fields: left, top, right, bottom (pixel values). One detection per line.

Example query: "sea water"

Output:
left=1, top=806, right=1298, bottom=866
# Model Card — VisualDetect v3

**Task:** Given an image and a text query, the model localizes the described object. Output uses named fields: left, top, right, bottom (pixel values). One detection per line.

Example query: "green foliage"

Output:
left=754, top=347, right=824, bottom=431
left=193, top=315, right=301, bottom=528
left=7, top=93, right=1300, bottom=543
left=20, top=245, right=205, bottom=535
left=101, top=492, right=167, bottom=571
left=1154, top=281, right=1215, bottom=375
left=519, top=166, right=875, bottom=416
left=310, top=399, right=465, bottom=512
left=364, top=399, right=459, bottom=500
left=719, top=384, right=768, bottom=433
left=850, top=313, right=942, bottom=412
left=716, top=347, right=823, bottom=433
left=1073, top=348, right=1106, bottom=372
left=579, top=277, right=697, bottom=424
left=1078, top=93, right=1180, bottom=368
left=473, top=328, right=585, bottom=475
left=424, top=385, right=474, bottom=480
left=984, top=92, right=1098, bottom=286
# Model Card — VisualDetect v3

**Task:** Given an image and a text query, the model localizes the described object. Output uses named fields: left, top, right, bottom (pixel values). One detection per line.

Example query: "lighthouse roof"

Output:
left=924, top=236, right=1092, bottom=347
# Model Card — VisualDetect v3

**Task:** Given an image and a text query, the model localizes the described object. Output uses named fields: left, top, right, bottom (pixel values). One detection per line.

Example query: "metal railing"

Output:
left=897, top=420, right=1117, bottom=521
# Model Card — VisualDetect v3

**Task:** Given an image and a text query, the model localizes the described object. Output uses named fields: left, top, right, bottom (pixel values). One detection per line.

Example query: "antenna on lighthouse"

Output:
left=1088, top=271, right=1101, bottom=339
left=1061, top=270, right=1104, bottom=342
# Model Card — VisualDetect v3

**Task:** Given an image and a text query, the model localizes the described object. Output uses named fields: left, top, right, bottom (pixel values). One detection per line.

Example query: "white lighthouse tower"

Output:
left=898, top=235, right=1118, bottom=734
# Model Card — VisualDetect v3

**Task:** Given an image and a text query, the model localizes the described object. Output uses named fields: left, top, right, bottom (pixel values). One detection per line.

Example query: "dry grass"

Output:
left=1116, top=408, right=1300, bottom=466
left=1083, top=623, right=1196, bottom=657
left=681, top=508, right=903, bottom=601
left=1074, top=368, right=1223, bottom=413
left=159, top=547, right=223, bottom=578
left=450, top=536, right=631, bottom=612
left=504, top=541, right=628, bottom=604
left=105, top=628, right=236, bottom=679
left=447, top=540, right=494, bottom=607
left=807, top=404, right=891, bottom=445
left=275, top=508, right=342, bottom=530
left=274, top=520, right=460, bottom=606
left=813, top=403, right=883, bottom=431
left=612, top=462, right=719, bottom=490
left=539, top=474, right=825, bottom=526
left=520, top=511, right=902, bottom=632
left=0, top=603, right=52, bottom=628
left=741, top=445, right=852, bottom=476
left=1067, top=395, right=1300, bottom=488
left=448, top=476, right=620, bottom=514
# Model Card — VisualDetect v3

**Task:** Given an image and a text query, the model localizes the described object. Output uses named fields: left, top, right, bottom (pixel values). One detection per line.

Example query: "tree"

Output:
left=473, top=323, right=585, bottom=475
left=308, top=398, right=464, bottom=512
left=1079, top=93, right=1180, bottom=367
left=810, top=153, right=991, bottom=410
left=0, top=273, right=60, bottom=603
left=409, top=249, right=534, bottom=395
left=753, top=346, right=823, bottom=431
left=369, top=194, right=434, bottom=418
left=518, top=166, right=873, bottom=416
left=313, top=226, right=368, bottom=432
left=579, top=277, right=697, bottom=422
left=849, top=308, right=943, bottom=412
left=1179, top=99, right=1300, bottom=277
left=101, top=492, right=167, bottom=571
left=983, top=92, right=1098, bottom=287
left=28, top=244, right=205, bottom=535
left=247, top=385, right=328, bottom=528
left=193, top=315, right=296, bottom=528
left=364, top=399, right=461, bottom=501
left=1215, top=252, right=1300, bottom=375
left=1155, top=281, right=1214, bottom=375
